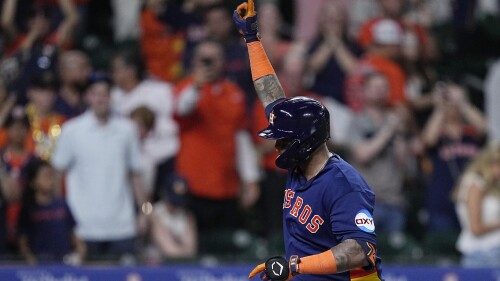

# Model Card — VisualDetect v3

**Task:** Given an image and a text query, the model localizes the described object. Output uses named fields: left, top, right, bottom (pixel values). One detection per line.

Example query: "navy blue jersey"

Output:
left=283, top=154, right=383, bottom=281
left=18, top=198, right=76, bottom=262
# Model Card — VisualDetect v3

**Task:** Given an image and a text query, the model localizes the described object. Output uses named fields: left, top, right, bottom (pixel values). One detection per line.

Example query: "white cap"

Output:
left=372, top=19, right=403, bottom=45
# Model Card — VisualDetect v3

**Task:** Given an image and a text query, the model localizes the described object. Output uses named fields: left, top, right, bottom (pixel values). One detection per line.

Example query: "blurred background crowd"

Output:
left=0, top=0, right=500, bottom=268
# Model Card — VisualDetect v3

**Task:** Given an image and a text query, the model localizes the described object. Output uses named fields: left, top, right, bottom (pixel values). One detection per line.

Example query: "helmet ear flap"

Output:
left=297, top=124, right=330, bottom=155
left=274, top=119, right=330, bottom=170
left=275, top=139, right=301, bottom=169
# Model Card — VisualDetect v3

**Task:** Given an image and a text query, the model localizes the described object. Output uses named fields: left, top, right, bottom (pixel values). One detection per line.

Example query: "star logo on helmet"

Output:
left=269, top=111, right=276, bottom=125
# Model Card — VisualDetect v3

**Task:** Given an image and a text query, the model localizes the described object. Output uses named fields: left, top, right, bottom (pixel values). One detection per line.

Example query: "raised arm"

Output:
left=253, top=74, right=285, bottom=108
left=421, top=99, right=446, bottom=148
left=56, top=0, right=80, bottom=47
left=1, top=0, right=18, bottom=42
left=233, top=0, right=285, bottom=108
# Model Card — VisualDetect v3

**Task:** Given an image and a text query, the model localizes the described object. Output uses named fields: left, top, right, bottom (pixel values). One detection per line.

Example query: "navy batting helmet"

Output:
left=258, top=97, right=330, bottom=169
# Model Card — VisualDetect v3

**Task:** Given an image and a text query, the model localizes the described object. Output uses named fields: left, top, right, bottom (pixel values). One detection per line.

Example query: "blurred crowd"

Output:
left=0, top=0, right=500, bottom=267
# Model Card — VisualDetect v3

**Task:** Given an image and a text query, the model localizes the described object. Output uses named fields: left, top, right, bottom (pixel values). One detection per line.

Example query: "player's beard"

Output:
left=275, top=138, right=293, bottom=154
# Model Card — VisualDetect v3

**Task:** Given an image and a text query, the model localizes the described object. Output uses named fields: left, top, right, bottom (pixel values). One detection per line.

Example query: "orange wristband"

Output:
left=247, top=41, right=276, bottom=81
left=299, top=250, right=337, bottom=275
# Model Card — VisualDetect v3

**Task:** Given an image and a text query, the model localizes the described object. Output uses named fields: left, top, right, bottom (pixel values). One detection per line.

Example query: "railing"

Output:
left=0, top=264, right=499, bottom=281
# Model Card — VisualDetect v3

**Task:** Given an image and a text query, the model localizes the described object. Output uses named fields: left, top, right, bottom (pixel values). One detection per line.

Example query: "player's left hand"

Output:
left=248, top=256, right=293, bottom=280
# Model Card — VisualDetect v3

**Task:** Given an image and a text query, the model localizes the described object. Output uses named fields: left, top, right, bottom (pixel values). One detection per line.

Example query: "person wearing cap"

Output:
left=357, top=0, right=433, bottom=59
left=148, top=173, right=197, bottom=260
left=345, top=18, right=407, bottom=111
left=51, top=73, right=148, bottom=262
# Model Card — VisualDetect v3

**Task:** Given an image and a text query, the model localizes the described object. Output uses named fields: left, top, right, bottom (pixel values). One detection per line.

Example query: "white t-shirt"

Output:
left=456, top=173, right=500, bottom=254
left=52, top=111, right=143, bottom=240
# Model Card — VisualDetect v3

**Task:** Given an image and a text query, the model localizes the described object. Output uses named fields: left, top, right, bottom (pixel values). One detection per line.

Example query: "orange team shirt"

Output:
left=175, top=77, right=247, bottom=200
left=140, top=9, right=186, bottom=82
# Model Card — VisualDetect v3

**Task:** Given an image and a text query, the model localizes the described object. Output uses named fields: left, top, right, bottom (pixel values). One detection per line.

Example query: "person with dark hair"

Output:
left=183, top=2, right=255, bottom=109
left=55, top=50, right=92, bottom=119
left=0, top=107, right=37, bottom=253
left=1, top=0, right=79, bottom=49
left=306, top=0, right=362, bottom=105
left=233, top=2, right=383, bottom=280
left=422, top=83, right=487, bottom=232
left=25, top=71, right=66, bottom=160
left=345, top=18, right=407, bottom=112
left=148, top=173, right=197, bottom=260
left=0, top=0, right=79, bottom=105
left=175, top=39, right=260, bottom=239
left=347, top=72, right=414, bottom=249
left=52, top=73, right=148, bottom=262
left=18, top=159, right=86, bottom=264
left=111, top=49, right=179, bottom=202
left=111, top=49, right=147, bottom=81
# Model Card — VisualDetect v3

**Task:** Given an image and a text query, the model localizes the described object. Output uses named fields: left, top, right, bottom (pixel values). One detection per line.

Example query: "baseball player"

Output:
left=233, top=1, right=384, bottom=280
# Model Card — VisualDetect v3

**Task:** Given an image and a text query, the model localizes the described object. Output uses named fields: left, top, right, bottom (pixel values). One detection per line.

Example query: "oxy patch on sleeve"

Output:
left=354, top=209, right=375, bottom=233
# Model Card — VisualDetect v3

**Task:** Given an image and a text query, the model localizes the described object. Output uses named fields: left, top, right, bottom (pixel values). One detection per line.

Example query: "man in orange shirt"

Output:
left=175, top=40, right=260, bottom=236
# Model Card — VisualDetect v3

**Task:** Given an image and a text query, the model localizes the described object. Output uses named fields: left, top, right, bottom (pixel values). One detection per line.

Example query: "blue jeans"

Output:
left=462, top=246, right=500, bottom=267
left=85, top=237, right=136, bottom=257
